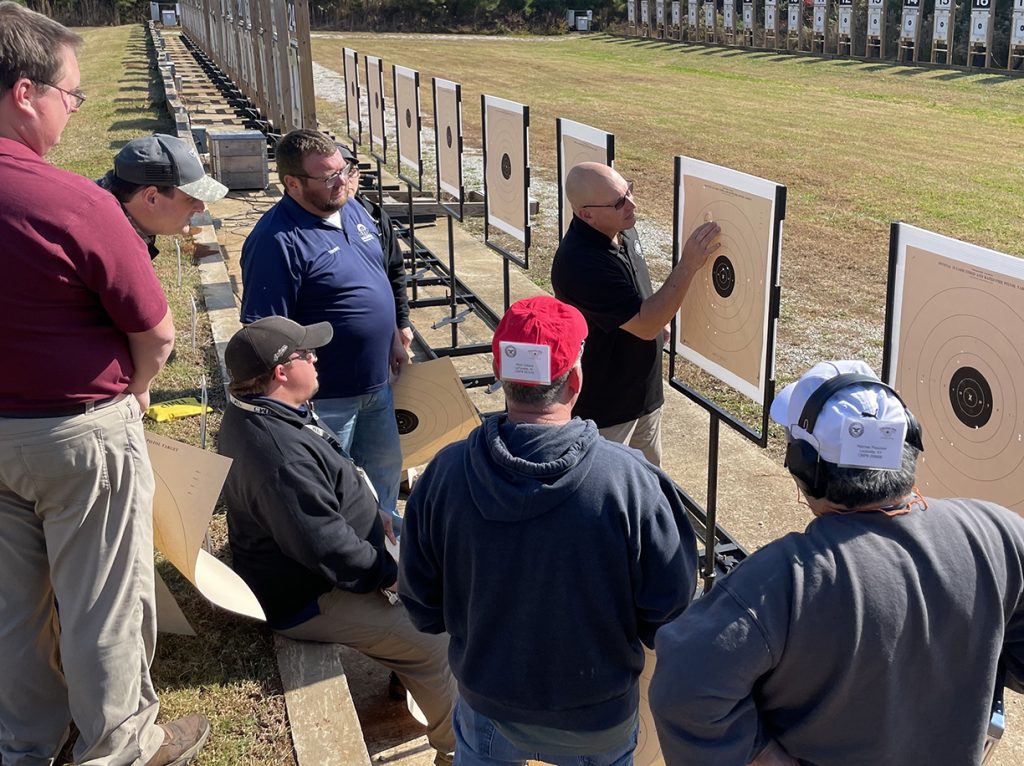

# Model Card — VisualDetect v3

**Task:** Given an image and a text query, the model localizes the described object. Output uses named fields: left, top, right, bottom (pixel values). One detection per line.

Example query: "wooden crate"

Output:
left=208, top=130, right=268, bottom=190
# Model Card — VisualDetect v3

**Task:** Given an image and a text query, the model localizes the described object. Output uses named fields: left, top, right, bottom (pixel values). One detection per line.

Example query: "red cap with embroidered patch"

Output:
left=492, top=297, right=588, bottom=386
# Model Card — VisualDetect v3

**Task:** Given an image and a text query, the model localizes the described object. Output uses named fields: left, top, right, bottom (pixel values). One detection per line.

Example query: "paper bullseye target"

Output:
left=482, top=94, right=529, bottom=244
left=675, top=157, right=783, bottom=404
left=886, top=227, right=1024, bottom=516
left=343, top=48, right=361, bottom=142
left=433, top=77, right=463, bottom=201
left=393, top=64, right=421, bottom=186
left=364, top=54, right=386, bottom=161
left=391, top=358, right=480, bottom=471
left=556, top=118, right=614, bottom=239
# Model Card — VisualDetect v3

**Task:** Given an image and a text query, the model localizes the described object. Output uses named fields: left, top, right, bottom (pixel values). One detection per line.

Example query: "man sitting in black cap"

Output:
left=98, top=133, right=228, bottom=259
left=217, top=316, right=457, bottom=765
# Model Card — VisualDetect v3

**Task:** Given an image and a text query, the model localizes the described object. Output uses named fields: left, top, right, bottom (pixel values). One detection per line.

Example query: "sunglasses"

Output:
left=581, top=181, right=634, bottom=211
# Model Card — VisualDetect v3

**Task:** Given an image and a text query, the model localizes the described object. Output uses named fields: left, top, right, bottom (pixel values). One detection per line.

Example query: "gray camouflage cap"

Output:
left=114, top=133, right=229, bottom=203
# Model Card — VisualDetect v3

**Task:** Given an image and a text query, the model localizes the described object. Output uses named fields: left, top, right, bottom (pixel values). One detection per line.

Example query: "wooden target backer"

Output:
left=482, top=94, right=529, bottom=246
left=343, top=47, right=361, bottom=144
left=556, top=118, right=614, bottom=241
left=365, top=54, right=386, bottom=162
left=433, top=77, right=463, bottom=202
left=393, top=64, right=422, bottom=188
left=884, top=224, right=1024, bottom=517
left=675, top=157, right=784, bottom=406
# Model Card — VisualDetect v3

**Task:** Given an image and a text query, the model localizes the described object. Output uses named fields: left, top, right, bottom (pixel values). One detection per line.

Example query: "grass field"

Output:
left=57, top=25, right=293, bottom=766
left=311, top=32, right=1024, bottom=386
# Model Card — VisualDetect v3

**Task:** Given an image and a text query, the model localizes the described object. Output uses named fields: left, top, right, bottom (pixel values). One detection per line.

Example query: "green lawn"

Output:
left=312, top=32, right=1024, bottom=381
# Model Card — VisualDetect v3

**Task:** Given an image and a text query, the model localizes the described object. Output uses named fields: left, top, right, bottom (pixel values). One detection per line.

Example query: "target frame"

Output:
left=393, top=64, right=422, bottom=190
left=555, top=118, right=614, bottom=242
left=883, top=223, right=1024, bottom=517
left=669, top=156, right=785, bottom=448
left=364, top=54, right=386, bottom=164
left=433, top=77, right=464, bottom=219
left=342, top=47, right=361, bottom=145
left=481, top=94, right=531, bottom=270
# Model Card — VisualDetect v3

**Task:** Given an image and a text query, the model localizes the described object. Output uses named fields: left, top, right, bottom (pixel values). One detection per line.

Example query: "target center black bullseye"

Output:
left=446, top=126, right=453, bottom=148
left=712, top=255, right=736, bottom=299
left=405, top=108, right=412, bottom=128
left=948, top=366, right=993, bottom=428
left=395, top=409, right=420, bottom=435
left=500, top=153, right=512, bottom=181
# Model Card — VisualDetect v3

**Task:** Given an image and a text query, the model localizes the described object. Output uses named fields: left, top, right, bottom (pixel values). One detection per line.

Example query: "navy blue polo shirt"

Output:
left=240, top=193, right=394, bottom=399
left=551, top=215, right=664, bottom=428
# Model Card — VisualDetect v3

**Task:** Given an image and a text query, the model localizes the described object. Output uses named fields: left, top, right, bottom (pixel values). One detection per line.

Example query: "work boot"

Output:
left=144, top=714, right=211, bottom=766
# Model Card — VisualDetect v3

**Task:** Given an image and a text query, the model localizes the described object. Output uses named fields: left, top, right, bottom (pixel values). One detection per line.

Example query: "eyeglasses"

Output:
left=283, top=349, right=317, bottom=365
left=290, top=165, right=353, bottom=189
left=581, top=181, right=634, bottom=211
left=33, top=79, right=86, bottom=109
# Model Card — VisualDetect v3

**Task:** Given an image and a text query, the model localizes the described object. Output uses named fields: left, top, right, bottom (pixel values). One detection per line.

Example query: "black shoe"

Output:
left=388, top=671, right=407, bottom=700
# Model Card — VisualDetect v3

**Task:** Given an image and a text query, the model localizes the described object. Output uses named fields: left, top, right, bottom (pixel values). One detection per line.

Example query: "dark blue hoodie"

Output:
left=399, top=414, right=698, bottom=732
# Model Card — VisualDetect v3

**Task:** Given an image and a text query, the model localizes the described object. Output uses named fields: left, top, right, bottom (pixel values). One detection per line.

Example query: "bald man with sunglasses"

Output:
left=551, top=162, right=720, bottom=466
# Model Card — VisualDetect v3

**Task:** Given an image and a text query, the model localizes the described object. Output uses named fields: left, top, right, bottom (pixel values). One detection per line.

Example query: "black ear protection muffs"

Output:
left=784, top=373, right=924, bottom=499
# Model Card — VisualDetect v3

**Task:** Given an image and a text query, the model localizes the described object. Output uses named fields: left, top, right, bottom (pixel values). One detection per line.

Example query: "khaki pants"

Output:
left=279, top=588, right=457, bottom=754
left=598, top=407, right=663, bottom=467
left=0, top=396, right=163, bottom=766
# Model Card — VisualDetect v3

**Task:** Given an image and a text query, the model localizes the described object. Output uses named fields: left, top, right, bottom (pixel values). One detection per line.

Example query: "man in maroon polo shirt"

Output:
left=0, top=4, right=207, bottom=765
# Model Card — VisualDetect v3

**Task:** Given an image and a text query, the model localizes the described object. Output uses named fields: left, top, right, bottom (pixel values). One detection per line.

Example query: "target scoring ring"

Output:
left=712, top=255, right=736, bottom=299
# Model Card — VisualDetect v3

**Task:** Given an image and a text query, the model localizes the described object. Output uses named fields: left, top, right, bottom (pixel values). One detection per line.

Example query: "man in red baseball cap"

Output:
left=399, top=295, right=699, bottom=766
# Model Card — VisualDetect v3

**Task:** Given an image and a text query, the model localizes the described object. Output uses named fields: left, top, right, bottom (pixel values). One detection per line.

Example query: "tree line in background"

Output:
left=20, top=0, right=1020, bottom=66
left=19, top=0, right=618, bottom=31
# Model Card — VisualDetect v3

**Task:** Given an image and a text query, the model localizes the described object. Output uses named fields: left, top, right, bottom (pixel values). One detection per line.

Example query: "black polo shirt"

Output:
left=551, top=215, right=664, bottom=428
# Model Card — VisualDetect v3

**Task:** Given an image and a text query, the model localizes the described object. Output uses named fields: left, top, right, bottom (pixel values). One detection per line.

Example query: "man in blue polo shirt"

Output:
left=240, top=129, right=408, bottom=533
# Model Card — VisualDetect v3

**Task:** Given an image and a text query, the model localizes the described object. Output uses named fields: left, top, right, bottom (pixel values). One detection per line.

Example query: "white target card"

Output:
left=885, top=224, right=1024, bottom=517
left=364, top=54, right=386, bottom=162
left=674, top=156, right=785, bottom=405
left=556, top=118, right=614, bottom=240
left=482, top=94, right=529, bottom=246
left=433, top=77, right=463, bottom=202
left=342, top=47, right=360, bottom=143
left=393, top=64, right=421, bottom=187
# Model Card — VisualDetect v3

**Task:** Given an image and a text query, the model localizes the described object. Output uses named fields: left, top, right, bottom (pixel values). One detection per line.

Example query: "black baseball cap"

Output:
left=114, top=134, right=228, bottom=202
left=225, top=316, right=333, bottom=382
left=335, top=143, right=358, bottom=165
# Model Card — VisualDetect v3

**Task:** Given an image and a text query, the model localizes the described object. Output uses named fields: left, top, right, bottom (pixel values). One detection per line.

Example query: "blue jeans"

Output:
left=316, top=385, right=403, bottom=532
left=453, top=698, right=638, bottom=766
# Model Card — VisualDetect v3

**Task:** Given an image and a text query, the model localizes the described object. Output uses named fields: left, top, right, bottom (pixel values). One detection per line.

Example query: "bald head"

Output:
left=565, top=162, right=623, bottom=212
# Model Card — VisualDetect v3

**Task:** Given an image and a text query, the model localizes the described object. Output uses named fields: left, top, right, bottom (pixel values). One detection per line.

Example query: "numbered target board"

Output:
left=970, top=0, right=993, bottom=43
left=674, top=157, right=785, bottom=406
left=672, top=0, right=681, bottom=26
left=867, top=0, right=884, bottom=36
left=813, top=0, right=828, bottom=33
left=1014, top=0, right=1024, bottom=46
left=365, top=54, right=386, bottom=162
left=885, top=225, right=1024, bottom=518
left=901, top=0, right=921, bottom=39
left=688, top=0, right=698, bottom=27
left=838, top=0, right=854, bottom=35
left=628, top=0, right=636, bottom=24
left=788, top=0, right=801, bottom=33
left=743, top=0, right=754, bottom=29
left=933, top=0, right=953, bottom=41
left=766, top=0, right=779, bottom=32
left=343, top=48, right=361, bottom=144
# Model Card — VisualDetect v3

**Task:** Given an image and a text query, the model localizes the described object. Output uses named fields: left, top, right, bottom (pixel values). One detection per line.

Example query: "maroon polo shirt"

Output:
left=0, top=137, right=168, bottom=412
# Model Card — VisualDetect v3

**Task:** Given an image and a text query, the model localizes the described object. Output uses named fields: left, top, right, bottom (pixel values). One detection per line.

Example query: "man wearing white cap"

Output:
left=98, top=133, right=229, bottom=259
left=400, top=296, right=698, bottom=766
left=649, top=360, right=1024, bottom=766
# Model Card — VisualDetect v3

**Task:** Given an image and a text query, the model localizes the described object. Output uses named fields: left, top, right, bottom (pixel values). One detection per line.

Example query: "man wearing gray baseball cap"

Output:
left=98, top=133, right=227, bottom=258
left=649, top=360, right=1024, bottom=766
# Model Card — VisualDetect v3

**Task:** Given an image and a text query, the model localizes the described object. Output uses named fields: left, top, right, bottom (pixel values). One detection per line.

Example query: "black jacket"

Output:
left=218, top=396, right=396, bottom=628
